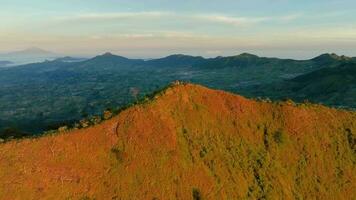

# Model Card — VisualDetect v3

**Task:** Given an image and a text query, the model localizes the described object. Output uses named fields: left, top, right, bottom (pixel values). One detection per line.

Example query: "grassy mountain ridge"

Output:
left=0, top=83, right=355, bottom=199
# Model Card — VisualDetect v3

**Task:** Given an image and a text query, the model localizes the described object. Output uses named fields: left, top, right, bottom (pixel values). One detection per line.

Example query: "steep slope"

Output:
left=0, top=83, right=355, bottom=200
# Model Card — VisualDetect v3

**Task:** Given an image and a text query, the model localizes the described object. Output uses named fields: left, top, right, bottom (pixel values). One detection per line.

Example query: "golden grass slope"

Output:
left=0, top=83, right=355, bottom=200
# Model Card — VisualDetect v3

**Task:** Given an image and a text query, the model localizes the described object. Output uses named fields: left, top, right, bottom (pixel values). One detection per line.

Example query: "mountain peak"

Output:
left=312, top=53, right=351, bottom=62
left=145, top=54, right=205, bottom=67
left=159, top=54, right=204, bottom=60
left=237, top=53, right=259, bottom=58
left=92, top=52, right=129, bottom=60
left=165, top=54, right=198, bottom=58
left=102, top=52, right=114, bottom=56
left=166, top=54, right=187, bottom=57
left=83, top=52, right=144, bottom=66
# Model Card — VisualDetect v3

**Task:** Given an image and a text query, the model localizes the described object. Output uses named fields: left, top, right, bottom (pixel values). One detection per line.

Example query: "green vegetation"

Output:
left=273, top=130, right=285, bottom=145
left=192, top=188, right=201, bottom=200
left=0, top=53, right=355, bottom=138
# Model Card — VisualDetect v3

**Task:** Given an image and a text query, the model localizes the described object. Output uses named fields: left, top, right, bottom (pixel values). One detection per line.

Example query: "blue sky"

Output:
left=1, top=0, right=356, bottom=58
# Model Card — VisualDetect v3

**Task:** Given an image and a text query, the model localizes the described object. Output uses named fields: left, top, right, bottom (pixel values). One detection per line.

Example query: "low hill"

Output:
left=0, top=83, right=355, bottom=199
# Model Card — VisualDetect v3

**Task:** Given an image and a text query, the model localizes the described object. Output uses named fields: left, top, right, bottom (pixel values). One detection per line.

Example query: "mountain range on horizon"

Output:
left=1, top=46, right=356, bottom=66
left=0, top=50, right=355, bottom=138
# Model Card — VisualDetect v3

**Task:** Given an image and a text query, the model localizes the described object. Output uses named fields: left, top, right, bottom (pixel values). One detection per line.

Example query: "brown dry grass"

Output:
left=0, top=83, right=355, bottom=200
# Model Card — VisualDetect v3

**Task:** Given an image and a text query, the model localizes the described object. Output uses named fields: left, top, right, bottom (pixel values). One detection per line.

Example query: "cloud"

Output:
left=85, top=30, right=210, bottom=40
left=67, top=11, right=172, bottom=21
left=197, top=15, right=271, bottom=26
left=279, top=13, right=302, bottom=21
left=56, top=11, right=299, bottom=27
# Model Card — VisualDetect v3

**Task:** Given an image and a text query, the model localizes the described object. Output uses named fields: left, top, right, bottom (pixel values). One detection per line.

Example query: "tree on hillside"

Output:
left=130, top=87, right=140, bottom=101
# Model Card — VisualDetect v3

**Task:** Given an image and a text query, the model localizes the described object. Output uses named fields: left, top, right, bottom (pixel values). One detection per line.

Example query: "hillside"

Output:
left=248, top=62, right=356, bottom=108
left=1, top=52, right=355, bottom=136
left=0, top=83, right=355, bottom=199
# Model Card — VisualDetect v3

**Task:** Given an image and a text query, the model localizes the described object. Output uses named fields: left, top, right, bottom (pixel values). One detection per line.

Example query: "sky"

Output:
left=1, top=0, right=356, bottom=59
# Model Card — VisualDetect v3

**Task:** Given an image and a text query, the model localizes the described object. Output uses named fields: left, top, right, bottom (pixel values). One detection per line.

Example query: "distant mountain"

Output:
left=54, top=56, right=88, bottom=63
left=194, top=52, right=351, bottom=69
left=194, top=53, right=263, bottom=68
left=0, top=83, right=355, bottom=199
left=190, top=53, right=339, bottom=89
left=192, top=52, right=355, bottom=87
left=145, top=54, right=205, bottom=67
left=4, top=47, right=54, bottom=56
left=0, top=47, right=59, bottom=65
left=0, top=60, right=13, bottom=67
left=80, top=52, right=144, bottom=67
